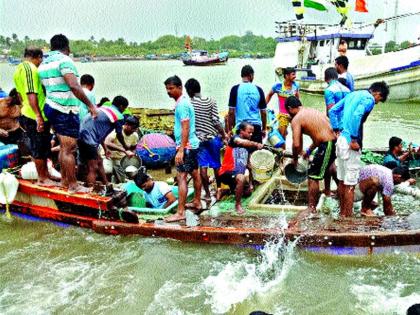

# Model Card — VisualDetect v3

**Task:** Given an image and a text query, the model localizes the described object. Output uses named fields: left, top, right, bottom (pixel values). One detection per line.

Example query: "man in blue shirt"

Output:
left=323, top=67, right=350, bottom=196
left=227, top=65, right=267, bottom=143
left=383, top=136, right=411, bottom=169
left=329, top=81, right=389, bottom=216
left=164, top=75, right=202, bottom=223
left=335, top=56, right=355, bottom=92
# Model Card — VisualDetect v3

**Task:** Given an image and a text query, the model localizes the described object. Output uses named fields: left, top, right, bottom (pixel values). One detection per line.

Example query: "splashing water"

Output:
left=201, top=214, right=298, bottom=314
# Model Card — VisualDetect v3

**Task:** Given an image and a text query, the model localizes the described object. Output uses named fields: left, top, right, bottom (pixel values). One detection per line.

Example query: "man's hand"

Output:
left=90, top=106, right=98, bottom=119
left=125, top=150, right=135, bottom=158
left=407, top=178, right=416, bottom=185
left=349, top=140, right=360, bottom=151
left=256, top=143, right=264, bottom=150
left=261, top=129, right=267, bottom=139
left=0, top=129, right=8, bottom=137
left=175, top=149, right=184, bottom=166
left=35, top=115, right=45, bottom=132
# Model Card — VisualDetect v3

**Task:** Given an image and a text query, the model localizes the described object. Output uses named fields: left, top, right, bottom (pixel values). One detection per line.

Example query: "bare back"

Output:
left=291, top=107, right=335, bottom=147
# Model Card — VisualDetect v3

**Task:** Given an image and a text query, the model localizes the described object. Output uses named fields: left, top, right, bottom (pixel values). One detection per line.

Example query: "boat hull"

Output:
left=6, top=180, right=420, bottom=255
left=296, top=65, right=420, bottom=102
left=182, top=56, right=228, bottom=66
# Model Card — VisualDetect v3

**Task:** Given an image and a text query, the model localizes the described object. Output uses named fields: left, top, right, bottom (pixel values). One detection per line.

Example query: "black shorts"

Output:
left=176, top=148, right=198, bottom=173
left=19, top=116, right=52, bottom=159
left=308, top=140, right=336, bottom=180
left=250, top=124, right=263, bottom=144
left=78, top=140, right=98, bottom=162
left=219, top=171, right=236, bottom=191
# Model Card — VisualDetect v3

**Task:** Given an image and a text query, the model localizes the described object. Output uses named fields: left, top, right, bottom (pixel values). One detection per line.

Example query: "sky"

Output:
left=0, top=0, right=419, bottom=44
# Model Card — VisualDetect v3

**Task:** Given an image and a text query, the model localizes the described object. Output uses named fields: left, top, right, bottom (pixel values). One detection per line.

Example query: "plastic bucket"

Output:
left=249, top=149, right=275, bottom=183
left=268, top=129, right=285, bottom=148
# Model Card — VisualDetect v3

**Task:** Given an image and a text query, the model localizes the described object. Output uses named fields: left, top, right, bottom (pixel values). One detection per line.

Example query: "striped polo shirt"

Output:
left=38, top=50, right=81, bottom=114
left=190, top=95, right=221, bottom=141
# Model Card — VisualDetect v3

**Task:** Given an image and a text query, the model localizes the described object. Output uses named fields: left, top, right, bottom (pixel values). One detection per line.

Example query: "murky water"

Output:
left=0, top=60, right=419, bottom=314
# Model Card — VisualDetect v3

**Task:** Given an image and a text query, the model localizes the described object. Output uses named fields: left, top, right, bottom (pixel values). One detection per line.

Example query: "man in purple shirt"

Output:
left=356, top=165, right=410, bottom=216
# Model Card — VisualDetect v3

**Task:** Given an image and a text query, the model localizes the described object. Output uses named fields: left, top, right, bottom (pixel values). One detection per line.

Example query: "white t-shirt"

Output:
left=144, top=181, right=172, bottom=209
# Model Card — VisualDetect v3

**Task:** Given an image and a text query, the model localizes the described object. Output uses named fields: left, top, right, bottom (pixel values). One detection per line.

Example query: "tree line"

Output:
left=0, top=32, right=276, bottom=58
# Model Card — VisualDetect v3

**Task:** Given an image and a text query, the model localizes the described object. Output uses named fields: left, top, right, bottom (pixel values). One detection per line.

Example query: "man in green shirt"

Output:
left=14, top=47, right=57, bottom=186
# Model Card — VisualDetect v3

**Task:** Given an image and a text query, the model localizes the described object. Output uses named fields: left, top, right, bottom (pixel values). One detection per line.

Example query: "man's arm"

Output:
left=227, top=108, right=235, bottom=134
left=348, top=98, right=373, bottom=148
left=233, top=137, right=263, bottom=150
left=104, top=133, right=132, bottom=156
left=328, top=97, right=345, bottom=131
left=163, top=191, right=177, bottom=209
left=210, top=99, right=226, bottom=139
left=382, top=195, right=394, bottom=215
left=260, top=110, right=267, bottom=134
left=265, top=89, right=275, bottom=105
left=324, top=90, right=335, bottom=114
left=257, top=87, right=267, bottom=135
left=175, top=119, right=190, bottom=165
left=63, top=73, right=98, bottom=118
left=227, top=85, right=238, bottom=132
left=291, top=120, right=303, bottom=163
left=27, top=93, right=44, bottom=132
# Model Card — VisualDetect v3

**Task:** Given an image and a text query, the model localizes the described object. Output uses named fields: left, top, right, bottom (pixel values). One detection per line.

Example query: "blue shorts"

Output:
left=44, top=104, right=80, bottom=139
left=198, top=136, right=222, bottom=168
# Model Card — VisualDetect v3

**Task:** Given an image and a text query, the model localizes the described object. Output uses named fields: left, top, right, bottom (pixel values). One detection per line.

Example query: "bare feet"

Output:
left=235, top=204, right=245, bottom=215
left=361, top=208, right=376, bottom=217
left=185, top=202, right=202, bottom=211
left=164, top=213, right=186, bottom=223
left=68, top=184, right=92, bottom=194
left=36, top=178, right=60, bottom=187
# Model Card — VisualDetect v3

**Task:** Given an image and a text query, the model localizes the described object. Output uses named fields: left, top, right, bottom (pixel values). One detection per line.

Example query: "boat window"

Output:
left=346, top=39, right=368, bottom=50
left=319, top=40, right=325, bottom=47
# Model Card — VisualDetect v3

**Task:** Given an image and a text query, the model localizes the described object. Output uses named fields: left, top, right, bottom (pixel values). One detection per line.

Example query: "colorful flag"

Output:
left=291, top=0, right=305, bottom=20
left=304, top=0, right=329, bottom=11
left=355, top=0, right=368, bottom=12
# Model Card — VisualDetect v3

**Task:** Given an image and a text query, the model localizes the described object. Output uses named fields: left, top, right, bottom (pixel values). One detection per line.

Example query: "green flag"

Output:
left=304, top=0, right=328, bottom=11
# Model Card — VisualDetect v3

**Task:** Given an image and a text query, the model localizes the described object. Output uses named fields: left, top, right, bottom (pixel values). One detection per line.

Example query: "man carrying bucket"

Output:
left=218, top=121, right=263, bottom=214
left=286, top=96, right=337, bottom=214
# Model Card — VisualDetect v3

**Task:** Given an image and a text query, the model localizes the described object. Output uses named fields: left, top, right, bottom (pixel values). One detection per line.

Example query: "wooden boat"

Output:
left=181, top=50, right=229, bottom=66
left=4, top=179, right=420, bottom=255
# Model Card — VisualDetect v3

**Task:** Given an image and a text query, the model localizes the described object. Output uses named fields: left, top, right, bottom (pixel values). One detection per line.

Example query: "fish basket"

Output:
left=249, top=149, right=275, bottom=183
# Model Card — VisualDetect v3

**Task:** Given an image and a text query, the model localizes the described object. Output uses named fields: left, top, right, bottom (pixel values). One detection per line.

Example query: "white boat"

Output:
left=273, top=21, right=420, bottom=101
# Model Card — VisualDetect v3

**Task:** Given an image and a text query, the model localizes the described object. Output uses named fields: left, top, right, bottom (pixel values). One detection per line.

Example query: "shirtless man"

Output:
left=286, top=96, right=336, bottom=212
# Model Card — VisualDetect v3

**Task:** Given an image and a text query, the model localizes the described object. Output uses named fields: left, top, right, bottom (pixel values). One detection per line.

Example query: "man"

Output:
left=265, top=67, right=300, bottom=148
left=356, top=165, right=410, bottom=216
left=164, top=75, right=201, bottom=223
left=324, top=67, right=350, bottom=115
left=335, top=55, right=355, bottom=92
left=134, top=171, right=176, bottom=209
left=383, top=136, right=411, bottom=169
left=338, top=40, right=348, bottom=56
left=329, top=81, right=390, bottom=216
left=218, top=121, right=263, bottom=214
left=79, top=74, right=96, bottom=121
left=323, top=67, right=349, bottom=196
left=227, top=65, right=267, bottom=144
left=185, top=78, right=226, bottom=204
left=79, top=96, right=130, bottom=188
left=104, top=115, right=139, bottom=183
left=0, top=89, right=21, bottom=145
left=286, top=96, right=336, bottom=213
left=38, top=34, right=98, bottom=193
left=13, top=47, right=56, bottom=186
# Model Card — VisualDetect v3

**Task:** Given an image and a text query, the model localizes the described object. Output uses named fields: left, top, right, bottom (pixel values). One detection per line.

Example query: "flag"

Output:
left=355, top=0, right=368, bottom=12
left=291, top=0, right=305, bottom=20
left=304, top=0, right=329, bottom=11
left=330, top=0, right=351, bottom=26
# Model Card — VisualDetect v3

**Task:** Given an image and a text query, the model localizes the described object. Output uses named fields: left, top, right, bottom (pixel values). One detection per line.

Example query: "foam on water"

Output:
left=201, top=214, right=297, bottom=314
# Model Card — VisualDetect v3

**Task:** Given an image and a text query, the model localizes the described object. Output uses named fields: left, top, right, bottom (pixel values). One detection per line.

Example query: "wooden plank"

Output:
left=18, top=180, right=112, bottom=210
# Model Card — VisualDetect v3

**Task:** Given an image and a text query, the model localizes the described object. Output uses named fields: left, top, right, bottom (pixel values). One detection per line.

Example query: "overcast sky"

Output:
left=0, top=0, right=419, bottom=44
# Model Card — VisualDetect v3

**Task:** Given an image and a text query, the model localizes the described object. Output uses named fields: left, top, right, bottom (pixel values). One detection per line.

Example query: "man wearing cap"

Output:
left=104, top=116, right=139, bottom=183
left=286, top=96, right=336, bottom=214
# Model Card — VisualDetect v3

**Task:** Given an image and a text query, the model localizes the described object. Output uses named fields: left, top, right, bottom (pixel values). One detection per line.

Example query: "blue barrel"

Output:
left=0, top=144, right=19, bottom=171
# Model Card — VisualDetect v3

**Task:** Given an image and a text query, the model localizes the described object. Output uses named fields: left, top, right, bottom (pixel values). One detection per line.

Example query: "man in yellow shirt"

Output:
left=104, top=116, right=139, bottom=183
left=14, top=47, right=56, bottom=186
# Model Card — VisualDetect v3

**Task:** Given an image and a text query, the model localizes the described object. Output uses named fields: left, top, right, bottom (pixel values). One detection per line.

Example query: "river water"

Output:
left=0, top=60, right=419, bottom=314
